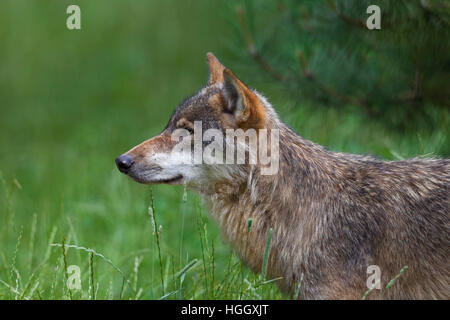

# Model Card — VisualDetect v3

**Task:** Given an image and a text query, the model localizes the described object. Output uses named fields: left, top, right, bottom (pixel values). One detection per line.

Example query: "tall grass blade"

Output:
left=261, top=228, right=273, bottom=280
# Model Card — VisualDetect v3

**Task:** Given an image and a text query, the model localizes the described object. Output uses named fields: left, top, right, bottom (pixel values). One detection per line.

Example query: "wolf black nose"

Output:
left=115, top=154, right=134, bottom=173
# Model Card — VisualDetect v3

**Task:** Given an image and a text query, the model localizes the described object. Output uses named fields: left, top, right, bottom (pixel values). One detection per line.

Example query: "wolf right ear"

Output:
left=222, top=69, right=265, bottom=129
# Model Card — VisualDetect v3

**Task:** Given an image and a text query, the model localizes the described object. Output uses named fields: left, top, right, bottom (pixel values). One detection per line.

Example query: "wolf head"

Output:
left=115, top=53, right=279, bottom=188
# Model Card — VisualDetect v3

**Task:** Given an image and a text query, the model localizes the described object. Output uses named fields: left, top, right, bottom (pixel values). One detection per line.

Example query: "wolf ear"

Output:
left=206, top=52, right=226, bottom=85
left=222, top=69, right=265, bottom=128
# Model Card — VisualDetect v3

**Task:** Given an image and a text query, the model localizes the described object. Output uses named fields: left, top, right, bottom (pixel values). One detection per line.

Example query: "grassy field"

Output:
left=0, top=1, right=448, bottom=300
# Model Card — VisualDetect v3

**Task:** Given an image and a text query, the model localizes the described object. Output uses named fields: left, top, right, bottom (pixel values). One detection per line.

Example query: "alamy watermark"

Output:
left=171, top=121, right=280, bottom=175
left=66, top=265, right=82, bottom=290
left=366, top=5, right=381, bottom=30
left=66, top=5, right=81, bottom=30
left=366, top=265, right=382, bottom=290
left=65, top=4, right=381, bottom=31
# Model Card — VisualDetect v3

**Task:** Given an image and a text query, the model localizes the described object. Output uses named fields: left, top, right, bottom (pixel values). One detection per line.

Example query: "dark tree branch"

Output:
left=297, top=50, right=373, bottom=113
left=236, top=5, right=287, bottom=83
left=327, top=0, right=366, bottom=28
left=236, top=5, right=374, bottom=114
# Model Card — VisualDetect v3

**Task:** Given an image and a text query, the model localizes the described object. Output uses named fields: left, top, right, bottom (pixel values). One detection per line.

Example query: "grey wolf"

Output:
left=116, top=53, right=449, bottom=299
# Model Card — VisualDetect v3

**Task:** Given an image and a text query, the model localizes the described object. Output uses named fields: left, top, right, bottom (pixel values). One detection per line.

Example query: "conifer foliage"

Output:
left=228, top=0, right=450, bottom=116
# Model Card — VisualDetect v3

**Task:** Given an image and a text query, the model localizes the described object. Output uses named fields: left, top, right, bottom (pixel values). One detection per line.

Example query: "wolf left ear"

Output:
left=222, top=69, right=265, bottom=128
left=207, top=52, right=226, bottom=85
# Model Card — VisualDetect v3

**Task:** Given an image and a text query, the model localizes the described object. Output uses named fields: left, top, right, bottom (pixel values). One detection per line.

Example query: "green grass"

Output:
left=0, top=0, right=448, bottom=300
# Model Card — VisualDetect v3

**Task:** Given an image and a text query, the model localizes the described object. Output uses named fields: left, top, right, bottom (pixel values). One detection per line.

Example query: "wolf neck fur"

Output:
left=198, top=100, right=337, bottom=292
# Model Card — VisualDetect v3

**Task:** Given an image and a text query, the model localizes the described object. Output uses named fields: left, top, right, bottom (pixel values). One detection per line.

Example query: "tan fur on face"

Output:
left=176, top=117, right=194, bottom=131
left=126, top=132, right=175, bottom=160
left=207, top=93, right=225, bottom=113
left=207, top=93, right=238, bottom=130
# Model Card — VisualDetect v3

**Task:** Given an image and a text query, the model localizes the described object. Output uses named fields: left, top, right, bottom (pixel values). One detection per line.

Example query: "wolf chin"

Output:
left=116, top=53, right=449, bottom=299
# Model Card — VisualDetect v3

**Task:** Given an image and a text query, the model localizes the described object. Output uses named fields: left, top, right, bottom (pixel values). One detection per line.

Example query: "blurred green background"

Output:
left=0, top=0, right=448, bottom=299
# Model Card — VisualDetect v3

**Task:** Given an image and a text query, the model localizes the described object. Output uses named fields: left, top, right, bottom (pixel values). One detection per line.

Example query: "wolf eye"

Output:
left=179, top=126, right=194, bottom=134
left=175, top=118, right=195, bottom=134
left=185, top=127, right=194, bottom=134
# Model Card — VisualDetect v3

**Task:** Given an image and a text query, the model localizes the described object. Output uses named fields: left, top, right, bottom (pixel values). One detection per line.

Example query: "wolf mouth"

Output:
left=131, top=173, right=184, bottom=185
left=152, top=174, right=183, bottom=184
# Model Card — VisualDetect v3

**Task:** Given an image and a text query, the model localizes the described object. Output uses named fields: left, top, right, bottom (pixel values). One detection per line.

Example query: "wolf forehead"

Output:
left=165, top=85, right=229, bottom=131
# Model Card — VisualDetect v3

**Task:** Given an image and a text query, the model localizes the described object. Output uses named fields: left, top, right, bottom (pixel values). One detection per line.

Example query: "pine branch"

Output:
left=327, top=0, right=366, bottom=28
left=236, top=4, right=374, bottom=114
left=236, top=5, right=287, bottom=83
left=297, top=50, right=373, bottom=113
